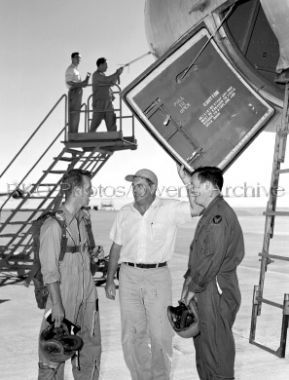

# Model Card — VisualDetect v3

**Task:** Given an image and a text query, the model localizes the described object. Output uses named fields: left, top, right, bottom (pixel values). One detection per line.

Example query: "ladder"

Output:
left=249, top=83, right=289, bottom=357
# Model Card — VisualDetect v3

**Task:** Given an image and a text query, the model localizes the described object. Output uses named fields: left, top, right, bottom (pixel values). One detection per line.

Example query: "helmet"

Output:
left=167, top=300, right=199, bottom=338
left=40, top=321, right=83, bottom=363
left=91, top=256, right=120, bottom=287
left=91, top=256, right=109, bottom=285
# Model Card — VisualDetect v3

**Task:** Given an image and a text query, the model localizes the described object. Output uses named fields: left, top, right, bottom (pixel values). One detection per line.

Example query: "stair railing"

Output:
left=0, top=94, right=68, bottom=180
left=0, top=126, right=67, bottom=211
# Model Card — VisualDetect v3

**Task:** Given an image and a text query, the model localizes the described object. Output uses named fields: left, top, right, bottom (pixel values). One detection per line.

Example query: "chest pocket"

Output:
left=195, top=224, right=214, bottom=257
left=149, top=219, right=168, bottom=242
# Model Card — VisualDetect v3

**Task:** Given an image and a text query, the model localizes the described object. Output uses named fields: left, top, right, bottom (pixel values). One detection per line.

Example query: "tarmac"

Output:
left=0, top=210, right=289, bottom=379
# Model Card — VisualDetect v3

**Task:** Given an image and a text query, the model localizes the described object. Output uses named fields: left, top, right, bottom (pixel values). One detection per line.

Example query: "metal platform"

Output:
left=65, top=132, right=137, bottom=151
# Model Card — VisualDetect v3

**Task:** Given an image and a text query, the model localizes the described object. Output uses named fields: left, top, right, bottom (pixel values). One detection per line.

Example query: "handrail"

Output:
left=0, top=94, right=67, bottom=178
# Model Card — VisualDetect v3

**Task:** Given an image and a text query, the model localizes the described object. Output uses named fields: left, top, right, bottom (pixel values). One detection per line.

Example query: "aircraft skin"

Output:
left=144, top=0, right=289, bottom=131
left=145, top=0, right=236, bottom=57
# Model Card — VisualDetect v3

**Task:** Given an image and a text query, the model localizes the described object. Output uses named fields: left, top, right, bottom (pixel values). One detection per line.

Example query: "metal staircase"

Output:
left=0, top=86, right=136, bottom=285
left=249, top=83, right=289, bottom=357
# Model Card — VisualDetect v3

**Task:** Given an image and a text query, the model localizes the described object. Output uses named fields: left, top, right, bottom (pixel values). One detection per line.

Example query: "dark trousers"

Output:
left=68, top=88, right=83, bottom=133
left=194, top=281, right=240, bottom=380
left=90, top=100, right=117, bottom=132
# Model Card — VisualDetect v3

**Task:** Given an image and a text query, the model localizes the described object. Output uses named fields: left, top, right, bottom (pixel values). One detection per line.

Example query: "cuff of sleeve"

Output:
left=43, top=271, right=60, bottom=285
left=184, top=268, right=191, bottom=279
left=109, top=235, right=122, bottom=245
left=188, top=280, right=203, bottom=293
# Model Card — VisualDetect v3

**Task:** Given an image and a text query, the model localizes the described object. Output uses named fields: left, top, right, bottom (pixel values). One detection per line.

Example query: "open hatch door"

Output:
left=123, top=26, right=275, bottom=172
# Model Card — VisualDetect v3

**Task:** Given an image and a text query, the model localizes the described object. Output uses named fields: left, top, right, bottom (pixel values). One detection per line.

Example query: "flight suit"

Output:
left=38, top=207, right=101, bottom=380
left=90, top=71, right=120, bottom=132
left=185, top=195, right=244, bottom=380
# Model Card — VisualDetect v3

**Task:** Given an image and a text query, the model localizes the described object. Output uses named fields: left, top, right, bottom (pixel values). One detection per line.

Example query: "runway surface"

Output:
left=1, top=209, right=288, bottom=379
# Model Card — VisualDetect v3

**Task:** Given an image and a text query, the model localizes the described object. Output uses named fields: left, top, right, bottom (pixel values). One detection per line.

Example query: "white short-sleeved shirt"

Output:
left=110, top=198, right=192, bottom=263
left=65, top=64, right=81, bottom=89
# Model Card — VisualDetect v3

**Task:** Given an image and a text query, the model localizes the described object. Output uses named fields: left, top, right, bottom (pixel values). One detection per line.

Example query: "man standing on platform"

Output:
left=65, top=52, right=90, bottom=133
left=105, top=167, right=201, bottom=380
left=90, top=57, right=123, bottom=132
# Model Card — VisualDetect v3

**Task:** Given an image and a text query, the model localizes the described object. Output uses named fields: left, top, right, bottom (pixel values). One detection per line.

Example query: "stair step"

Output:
left=264, top=211, right=289, bottom=217
left=11, top=208, right=47, bottom=212
left=259, top=252, right=289, bottom=261
left=278, top=168, right=289, bottom=174
left=55, top=156, right=74, bottom=162
left=10, top=244, right=32, bottom=248
left=26, top=196, right=55, bottom=199
left=3, top=221, right=32, bottom=225
left=0, top=233, right=25, bottom=237
left=65, top=148, right=83, bottom=155
left=258, top=297, right=283, bottom=310
left=6, top=256, right=33, bottom=262
left=43, top=170, right=66, bottom=174
left=0, top=263, right=33, bottom=270
left=32, top=183, right=57, bottom=187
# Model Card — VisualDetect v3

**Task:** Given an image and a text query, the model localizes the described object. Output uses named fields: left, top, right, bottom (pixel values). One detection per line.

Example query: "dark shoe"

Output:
left=275, top=68, right=289, bottom=84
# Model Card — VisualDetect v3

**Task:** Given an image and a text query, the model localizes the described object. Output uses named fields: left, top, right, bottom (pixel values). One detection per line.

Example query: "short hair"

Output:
left=71, top=52, right=80, bottom=59
left=193, top=166, right=223, bottom=191
left=61, top=169, right=91, bottom=199
left=96, top=57, right=106, bottom=67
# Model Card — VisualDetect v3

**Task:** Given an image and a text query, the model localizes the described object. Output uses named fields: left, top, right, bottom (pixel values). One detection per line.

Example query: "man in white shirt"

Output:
left=65, top=52, right=90, bottom=133
left=105, top=167, right=200, bottom=380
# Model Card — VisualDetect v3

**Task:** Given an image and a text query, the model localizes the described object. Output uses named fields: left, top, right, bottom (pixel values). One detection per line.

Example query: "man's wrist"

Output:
left=106, top=275, right=115, bottom=283
left=52, top=301, right=62, bottom=306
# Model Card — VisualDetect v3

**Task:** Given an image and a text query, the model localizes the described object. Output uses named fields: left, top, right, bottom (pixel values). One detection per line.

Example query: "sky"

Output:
left=0, top=0, right=288, bottom=209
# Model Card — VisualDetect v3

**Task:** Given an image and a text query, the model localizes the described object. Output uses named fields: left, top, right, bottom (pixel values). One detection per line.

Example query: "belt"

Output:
left=66, top=245, right=81, bottom=253
left=124, top=262, right=167, bottom=269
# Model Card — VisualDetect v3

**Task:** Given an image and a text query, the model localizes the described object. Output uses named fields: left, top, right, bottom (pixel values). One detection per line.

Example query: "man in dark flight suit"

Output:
left=181, top=166, right=244, bottom=380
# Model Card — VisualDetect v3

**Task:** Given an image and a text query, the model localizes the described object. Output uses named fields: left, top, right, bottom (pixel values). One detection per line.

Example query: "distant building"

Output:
left=100, top=199, right=115, bottom=210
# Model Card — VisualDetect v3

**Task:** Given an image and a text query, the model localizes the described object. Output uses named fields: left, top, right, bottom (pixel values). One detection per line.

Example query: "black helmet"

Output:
left=40, top=320, right=83, bottom=363
left=167, top=300, right=199, bottom=338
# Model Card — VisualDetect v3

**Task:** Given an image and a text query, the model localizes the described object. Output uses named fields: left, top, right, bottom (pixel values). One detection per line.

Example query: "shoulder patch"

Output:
left=212, top=215, right=222, bottom=224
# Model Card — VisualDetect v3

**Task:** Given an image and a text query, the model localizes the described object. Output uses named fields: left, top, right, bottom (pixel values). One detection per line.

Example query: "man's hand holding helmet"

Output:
left=181, top=275, right=197, bottom=306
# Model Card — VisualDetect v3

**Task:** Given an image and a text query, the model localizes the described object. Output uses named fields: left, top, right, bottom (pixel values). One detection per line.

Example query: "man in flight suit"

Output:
left=38, top=169, right=101, bottom=380
left=181, top=166, right=244, bottom=380
left=90, top=57, right=123, bottom=132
